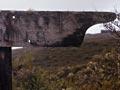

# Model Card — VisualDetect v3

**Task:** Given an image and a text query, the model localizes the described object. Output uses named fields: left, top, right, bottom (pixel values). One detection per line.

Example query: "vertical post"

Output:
left=0, top=47, right=12, bottom=90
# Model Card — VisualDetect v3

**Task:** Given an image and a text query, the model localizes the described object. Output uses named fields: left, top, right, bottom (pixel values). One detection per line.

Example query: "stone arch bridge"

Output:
left=0, top=11, right=116, bottom=47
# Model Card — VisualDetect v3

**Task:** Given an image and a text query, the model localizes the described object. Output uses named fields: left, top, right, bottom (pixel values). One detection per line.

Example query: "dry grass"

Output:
left=12, top=33, right=120, bottom=90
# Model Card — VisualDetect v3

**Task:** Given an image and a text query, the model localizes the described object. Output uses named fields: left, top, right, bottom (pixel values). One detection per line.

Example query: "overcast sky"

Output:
left=0, top=0, right=119, bottom=11
left=0, top=0, right=119, bottom=34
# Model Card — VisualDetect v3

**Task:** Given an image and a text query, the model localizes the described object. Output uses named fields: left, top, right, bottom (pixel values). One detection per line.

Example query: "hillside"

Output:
left=12, top=32, right=116, bottom=68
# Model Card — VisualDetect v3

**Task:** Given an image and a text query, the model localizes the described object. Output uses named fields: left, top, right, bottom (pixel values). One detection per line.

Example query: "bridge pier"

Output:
left=0, top=47, right=12, bottom=90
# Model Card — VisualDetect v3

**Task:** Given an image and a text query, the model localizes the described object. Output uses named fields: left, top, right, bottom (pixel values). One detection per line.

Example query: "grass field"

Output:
left=12, top=33, right=120, bottom=90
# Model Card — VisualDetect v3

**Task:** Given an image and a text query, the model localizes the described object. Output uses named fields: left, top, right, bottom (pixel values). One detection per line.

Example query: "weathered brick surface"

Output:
left=0, top=11, right=116, bottom=47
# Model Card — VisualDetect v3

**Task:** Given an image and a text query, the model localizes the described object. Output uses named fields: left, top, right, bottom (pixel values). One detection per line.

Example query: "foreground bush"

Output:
left=12, top=48, right=120, bottom=90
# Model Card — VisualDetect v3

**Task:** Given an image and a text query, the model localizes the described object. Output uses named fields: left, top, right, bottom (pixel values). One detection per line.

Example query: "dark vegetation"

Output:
left=12, top=33, right=120, bottom=90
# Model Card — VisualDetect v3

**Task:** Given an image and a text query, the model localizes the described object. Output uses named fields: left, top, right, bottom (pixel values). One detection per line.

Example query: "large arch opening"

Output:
left=86, top=24, right=105, bottom=34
